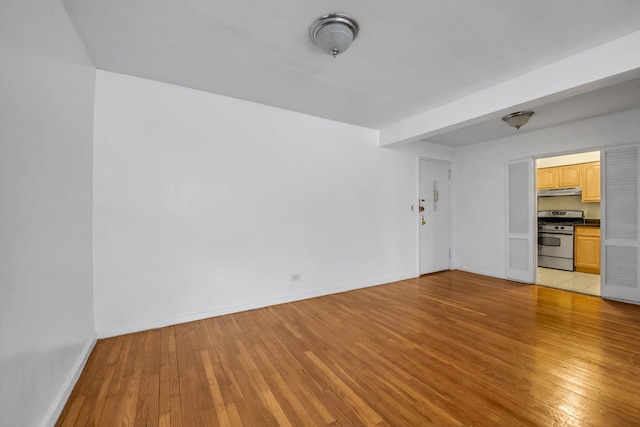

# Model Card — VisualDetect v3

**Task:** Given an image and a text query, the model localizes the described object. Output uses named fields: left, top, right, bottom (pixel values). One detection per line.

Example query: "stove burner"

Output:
left=537, top=210, right=585, bottom=225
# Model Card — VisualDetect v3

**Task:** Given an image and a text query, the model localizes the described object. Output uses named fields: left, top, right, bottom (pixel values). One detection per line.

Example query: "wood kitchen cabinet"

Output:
left=537, top=167, right=557, bottom=189
left=537, top=162, right=600, bottom=200
left=537, top=164, right=581, bottom=189
left=574, top=225, right=600, bottom=274
left=581, top=162, right=601, bottom=202
left=558, top=164, right=582, bottom=187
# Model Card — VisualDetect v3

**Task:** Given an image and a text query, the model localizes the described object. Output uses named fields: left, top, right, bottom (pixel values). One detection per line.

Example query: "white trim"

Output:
left=43, top=336, right=96, bottom=427
left=96, top=274, right=416, bottom=338
left=533, top=167, right=538, bottom=284
left=416, top=157, right=422, bottom=276
left=456, top=267, right=507, bottom=280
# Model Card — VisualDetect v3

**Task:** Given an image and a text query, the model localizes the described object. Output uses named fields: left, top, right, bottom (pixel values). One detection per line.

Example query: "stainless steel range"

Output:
left=538, top=210, right=585, bottom=271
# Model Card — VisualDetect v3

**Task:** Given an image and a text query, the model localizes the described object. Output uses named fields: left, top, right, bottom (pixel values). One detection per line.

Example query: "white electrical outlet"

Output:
left=291, top=273, right=301, bottom=281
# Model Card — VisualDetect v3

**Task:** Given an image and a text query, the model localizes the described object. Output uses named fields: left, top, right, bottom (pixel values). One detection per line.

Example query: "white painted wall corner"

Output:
left=43, top=337, right=96, bottom=427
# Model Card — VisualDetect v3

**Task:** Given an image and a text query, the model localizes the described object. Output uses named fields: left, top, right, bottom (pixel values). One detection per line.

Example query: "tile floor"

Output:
left=536, top=267, right=600, bottom=296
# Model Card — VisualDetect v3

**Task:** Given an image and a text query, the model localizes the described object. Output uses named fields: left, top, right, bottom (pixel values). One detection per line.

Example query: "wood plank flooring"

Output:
left=56, top=270, right=640, bottom=426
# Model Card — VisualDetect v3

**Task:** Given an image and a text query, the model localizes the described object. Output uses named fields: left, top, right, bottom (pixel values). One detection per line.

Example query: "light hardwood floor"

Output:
left=57, top=270, right=640, bottom=426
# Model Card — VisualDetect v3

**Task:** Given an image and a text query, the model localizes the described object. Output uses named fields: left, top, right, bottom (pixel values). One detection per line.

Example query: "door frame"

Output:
left=417, top=157, right=452, bottom=276
left=529, top=146, right=604, bottom=284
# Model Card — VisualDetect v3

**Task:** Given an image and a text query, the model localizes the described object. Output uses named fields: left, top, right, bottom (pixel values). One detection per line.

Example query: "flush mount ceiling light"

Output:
left=502, top=111, right=535, bottom=130
left=309, top=13, right=359, bottom=58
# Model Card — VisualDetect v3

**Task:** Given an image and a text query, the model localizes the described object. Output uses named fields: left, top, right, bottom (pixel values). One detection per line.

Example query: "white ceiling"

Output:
left=425, top=75, right=640, bottom=146
left=62, top=0, right=640, bottom=144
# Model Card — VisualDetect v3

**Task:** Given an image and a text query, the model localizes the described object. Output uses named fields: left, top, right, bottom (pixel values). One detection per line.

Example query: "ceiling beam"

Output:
left=379, top=30, right=640, bottom=147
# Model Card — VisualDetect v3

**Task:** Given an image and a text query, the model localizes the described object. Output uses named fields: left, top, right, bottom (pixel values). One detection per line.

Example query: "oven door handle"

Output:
left=538, top=232, right=574, bottom=246
left=538, top=237, right=560, bottom=247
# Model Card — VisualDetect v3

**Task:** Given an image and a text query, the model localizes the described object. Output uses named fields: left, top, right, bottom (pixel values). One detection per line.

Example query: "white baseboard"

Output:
left=456, top=267, right=506, bottom=280
left=96, top=274, right=415, bottom=338
left=44, top=336, right=96, bottom=427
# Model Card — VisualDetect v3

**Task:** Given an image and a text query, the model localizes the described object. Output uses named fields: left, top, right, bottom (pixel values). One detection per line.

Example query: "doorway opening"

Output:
left=535, top=151, right=601, bottom=296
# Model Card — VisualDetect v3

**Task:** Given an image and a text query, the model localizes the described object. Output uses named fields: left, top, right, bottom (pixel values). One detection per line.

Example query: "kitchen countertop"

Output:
left=578, top=220, right=600, bottom=227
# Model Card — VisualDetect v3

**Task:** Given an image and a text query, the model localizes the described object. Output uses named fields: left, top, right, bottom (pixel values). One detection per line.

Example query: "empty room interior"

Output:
left=4, top=1, right=640, bottom=426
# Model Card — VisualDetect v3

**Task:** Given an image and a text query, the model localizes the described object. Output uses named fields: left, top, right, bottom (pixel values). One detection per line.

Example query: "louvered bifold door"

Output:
left=506, top=159, right=534, bottom=283
left=602, top=146, right=640, bottom=303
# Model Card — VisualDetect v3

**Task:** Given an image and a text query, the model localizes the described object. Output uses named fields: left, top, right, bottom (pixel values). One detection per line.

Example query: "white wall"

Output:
left=453, top=107, right=640, bottom=278
left=0, top=1, right=96, bottom=426
left=93, top=71, right=452, bottom=337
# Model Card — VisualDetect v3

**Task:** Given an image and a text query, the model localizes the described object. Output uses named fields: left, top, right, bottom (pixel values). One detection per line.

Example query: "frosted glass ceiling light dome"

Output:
left=502, top=111, right=535, bottom=130
left=309, top=13, right=359, bottom=58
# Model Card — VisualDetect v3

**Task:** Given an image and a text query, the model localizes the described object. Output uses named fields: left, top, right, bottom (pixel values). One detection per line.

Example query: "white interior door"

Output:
left=602, top=145, right=640, bottom=303
left=506, top=159, right=534, bottom=283
left=419, top=159, right=451, bottom=275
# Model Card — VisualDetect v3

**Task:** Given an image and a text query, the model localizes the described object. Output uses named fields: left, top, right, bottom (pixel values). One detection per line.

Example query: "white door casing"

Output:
left=419, top=159, right=451, bottom=275
left=602, top=145, right=640, bottom=303
left=506, top=159, right=535, bottom=283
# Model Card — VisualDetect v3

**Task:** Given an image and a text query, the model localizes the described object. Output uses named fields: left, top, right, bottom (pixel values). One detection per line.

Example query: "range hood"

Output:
left=537, top=187, right=582, bottom=197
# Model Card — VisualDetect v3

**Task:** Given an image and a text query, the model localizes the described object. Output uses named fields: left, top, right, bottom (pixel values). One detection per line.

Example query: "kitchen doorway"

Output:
left=535, top=151, right=601, bottom=296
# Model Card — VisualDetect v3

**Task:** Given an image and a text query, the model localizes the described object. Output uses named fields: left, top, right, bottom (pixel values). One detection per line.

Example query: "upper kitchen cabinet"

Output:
left=537, top=167, right=557, bottom=189
left=558, top=164, right=582, bottom=187
left=582, top=162, right=601, bottom=202
left=537, top=162, right=600, bottom=201
left=537, top=164, right=581, bottom=189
